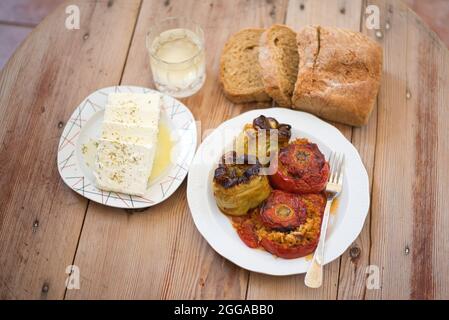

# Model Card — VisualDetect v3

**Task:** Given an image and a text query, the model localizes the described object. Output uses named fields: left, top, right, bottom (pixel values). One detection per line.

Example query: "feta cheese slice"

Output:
left=104, top=92, right=161, bottom=127
left=101, top=122, right=158, bottom=146
left=94, top=92, right=162, bottom=196
left=94, top=139, right=156, bottom=197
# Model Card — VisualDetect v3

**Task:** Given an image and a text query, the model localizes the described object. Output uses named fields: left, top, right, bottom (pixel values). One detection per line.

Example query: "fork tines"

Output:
left=328, top=152, right=345, bottom=184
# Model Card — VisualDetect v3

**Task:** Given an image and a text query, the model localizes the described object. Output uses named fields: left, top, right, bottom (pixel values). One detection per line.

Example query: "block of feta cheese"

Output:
left=94, top=92, right=161, bottom=196
left=101, top=122, right=158, bottom=145
left=94, top=140, right=156, bottom=197
left=104, top=92, right=161, bottom=127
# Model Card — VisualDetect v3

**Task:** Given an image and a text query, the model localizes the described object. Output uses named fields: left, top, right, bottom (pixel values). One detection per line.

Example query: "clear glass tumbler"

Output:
left=146, top=17, right=206, bottom=98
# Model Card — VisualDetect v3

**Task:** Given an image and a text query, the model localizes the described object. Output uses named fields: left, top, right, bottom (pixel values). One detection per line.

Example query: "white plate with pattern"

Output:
left=57, top=86, right=197, bottom=209
left=187, top=108, right=370, bottom=275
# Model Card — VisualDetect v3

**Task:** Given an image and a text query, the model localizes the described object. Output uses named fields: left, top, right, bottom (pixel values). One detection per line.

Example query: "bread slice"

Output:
left=259, top=25, right=299, bottom=107
left=292, top=26, right=383, bottom=126
left=220, top=28, right=271, bottom=104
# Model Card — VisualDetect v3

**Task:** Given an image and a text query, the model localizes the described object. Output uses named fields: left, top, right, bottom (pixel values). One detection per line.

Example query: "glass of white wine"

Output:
left=146, top=17, right=206, bottom=98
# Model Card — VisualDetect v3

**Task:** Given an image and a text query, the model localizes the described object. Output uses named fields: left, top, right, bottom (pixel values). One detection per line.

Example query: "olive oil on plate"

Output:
left=149, top=122, right=174, bottom=182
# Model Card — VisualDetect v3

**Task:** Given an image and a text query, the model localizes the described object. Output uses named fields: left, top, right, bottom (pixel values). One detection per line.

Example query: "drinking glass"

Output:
left=146, top=17, right=206, bottom=98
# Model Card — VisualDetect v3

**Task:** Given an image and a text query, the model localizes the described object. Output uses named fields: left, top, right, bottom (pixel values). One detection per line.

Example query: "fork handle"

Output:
left=304, top=197, right=333, bottom=288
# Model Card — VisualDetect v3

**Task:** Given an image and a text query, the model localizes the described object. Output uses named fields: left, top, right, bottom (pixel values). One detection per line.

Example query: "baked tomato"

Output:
left=260, top=238, right=319, bottom=259
left=231, top=192, right=327, bottom=260
left=234, top=218, right=259, bottom=248
left=270, top=139, right=329, bottom=194
left=259, top=193, right=326, bottom=259
left=232, top=210, right=261, bottom=248
left=260, top=190, right=306, bottom=231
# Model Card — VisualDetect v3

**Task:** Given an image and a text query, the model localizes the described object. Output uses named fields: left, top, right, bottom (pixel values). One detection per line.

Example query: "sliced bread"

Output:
left=220, top=28, right=271, bottom=104
left=259, top=24, right=299, bottom=107
left=292, top=26, right=383, bottom=126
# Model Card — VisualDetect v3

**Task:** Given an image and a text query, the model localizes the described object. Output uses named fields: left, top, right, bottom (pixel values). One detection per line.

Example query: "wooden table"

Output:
left=1, top=0, right=448, bottom=300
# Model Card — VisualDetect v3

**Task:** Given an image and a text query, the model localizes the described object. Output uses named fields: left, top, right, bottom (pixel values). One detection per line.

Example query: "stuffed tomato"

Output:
left=259, top=190, right=306, bottom=231
left=270, top=139, right=329, bottom=194
left=232, top=192, right=327, bottom=259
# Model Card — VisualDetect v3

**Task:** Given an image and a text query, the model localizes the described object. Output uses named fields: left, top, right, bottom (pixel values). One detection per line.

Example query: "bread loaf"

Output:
left=220, top=29, right=271, bottom=104
left=292, top=26, right=383, bottom=126
left=259, top=25, right=299, bottom=107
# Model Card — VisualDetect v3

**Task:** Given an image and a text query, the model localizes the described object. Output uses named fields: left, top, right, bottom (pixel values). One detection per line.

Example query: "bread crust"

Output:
left=259, top=25, right=298, bottom=107
left=220, top=28, right=271, bottom=104
left=292, top=26, right=383, bottom=126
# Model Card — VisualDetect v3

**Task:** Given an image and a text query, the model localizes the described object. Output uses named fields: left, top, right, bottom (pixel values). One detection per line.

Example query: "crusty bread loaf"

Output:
left=292, top=26, right=383, bottom=126
left=220, top=29, right=271, bottom=104
left=259, top=24, right=299, bottom=108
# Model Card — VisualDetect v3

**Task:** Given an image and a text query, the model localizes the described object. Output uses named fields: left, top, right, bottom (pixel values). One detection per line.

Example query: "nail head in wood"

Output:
left=406, top=91, right=412, bottom=99
left=33, top=220, right=39, bottom=232
left=41, top=283, right=49, bottom=293
left=269, top=5, right=276, bottom=17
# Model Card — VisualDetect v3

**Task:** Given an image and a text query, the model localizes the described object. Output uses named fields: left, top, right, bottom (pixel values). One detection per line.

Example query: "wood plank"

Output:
left=433, top=39, right=449, bottom=300
left=336, top=0, right=379, bottom=300
left=338, top=0, right=449, bottom=301
left=0, top=0, right=141, bottom=299
left=246, top=0, right=363, bottom=300
left=337, top=108, right=377, bottom=297
left=66, top=0, right=289, bottom=300
left=364, top=0, right=414, bottom=300
left=337, top=109, right=378, bottom=298
left=406, top=6, right=449, bottom=300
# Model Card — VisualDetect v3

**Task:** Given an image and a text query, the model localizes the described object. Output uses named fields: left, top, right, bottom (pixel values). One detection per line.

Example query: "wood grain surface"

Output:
left=0, top=0, right=448, bottom=300
left=0, top=0, right=142, bottom=300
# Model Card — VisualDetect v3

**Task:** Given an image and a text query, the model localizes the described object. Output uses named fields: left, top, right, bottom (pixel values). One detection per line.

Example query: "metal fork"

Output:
left=304, top=152, right=345, bottom=289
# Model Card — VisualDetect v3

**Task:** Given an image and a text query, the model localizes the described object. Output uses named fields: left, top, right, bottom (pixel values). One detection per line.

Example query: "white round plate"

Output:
left=57, top=86, right=197, bottom=209
left=187, top=108, right=369, bottom=276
